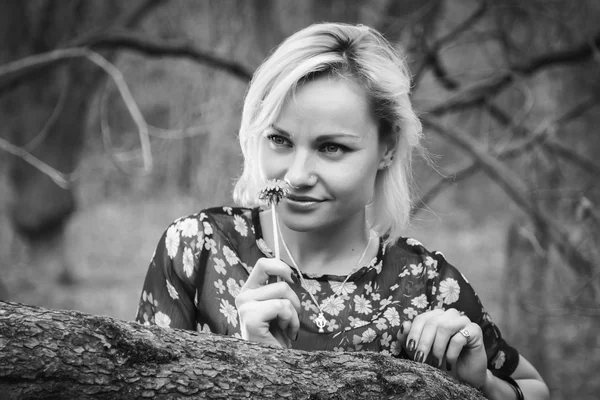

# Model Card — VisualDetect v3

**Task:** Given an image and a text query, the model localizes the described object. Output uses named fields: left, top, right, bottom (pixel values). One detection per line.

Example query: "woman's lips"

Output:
left=285, top=195, right=325, bottom=209
left=287, top=195, right=322, bottom=202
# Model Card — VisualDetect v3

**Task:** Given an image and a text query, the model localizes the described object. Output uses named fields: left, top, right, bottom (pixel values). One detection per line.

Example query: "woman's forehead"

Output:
left=273, top=76, right=377, bottom=140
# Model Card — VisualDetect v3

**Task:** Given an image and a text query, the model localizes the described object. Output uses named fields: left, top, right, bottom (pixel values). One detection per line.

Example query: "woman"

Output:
left=136, top=23, right=549, bottom=399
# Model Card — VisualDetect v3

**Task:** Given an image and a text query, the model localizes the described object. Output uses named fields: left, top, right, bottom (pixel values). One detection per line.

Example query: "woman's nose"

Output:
left=283, top=150, right=316, bottom=188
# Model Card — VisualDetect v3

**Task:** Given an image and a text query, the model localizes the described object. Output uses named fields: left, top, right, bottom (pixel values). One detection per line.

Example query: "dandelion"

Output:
left=258, top=179, right=290, bottom=259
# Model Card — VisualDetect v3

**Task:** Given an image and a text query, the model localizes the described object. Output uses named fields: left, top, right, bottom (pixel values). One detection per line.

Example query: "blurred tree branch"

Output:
left=0, top=31, right=252, bottom=95
left=0, top=136, right=76, bottom=190
left=422, top=116, right=595, bottom=278
left=0, top=48, right=152, bottom=184
left=0, top=0, right=167, bottom=95
left=425, top=30, right=600, bottom=115
left=412, top=0, right=489, bottom=89
left=86, top=30, right=253, bottom=81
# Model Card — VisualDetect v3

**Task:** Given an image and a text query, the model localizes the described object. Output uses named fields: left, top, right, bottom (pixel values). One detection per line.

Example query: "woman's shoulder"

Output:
left=385, top=236, right=470, bottom=286
left=385, top=236, right=448, bottom=267
left=188, top=206, right=258, bottom=237
left=200, top=206, right=256, bottom=220
left=161, top=206, right=256, bottom=237
left=167, top=206, right=255, bottom=224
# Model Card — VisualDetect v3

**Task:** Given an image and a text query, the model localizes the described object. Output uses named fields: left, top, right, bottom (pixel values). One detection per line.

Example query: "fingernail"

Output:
left=400, top=323, right=404, bottom=335
left=415, top=351, right=424, bottom=363
left=291, top=274, right=300, bottom=285
left=407, top=339, right=416, bottom=352
left=431, top=356, right=439, bottom=367
left=294, top=331, right=298, bottom=341
left=447, top=363, right=452, bottom=371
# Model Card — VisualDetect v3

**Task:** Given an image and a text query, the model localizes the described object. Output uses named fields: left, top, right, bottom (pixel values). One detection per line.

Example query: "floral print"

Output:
left=136, top=207, right=519, bottom=375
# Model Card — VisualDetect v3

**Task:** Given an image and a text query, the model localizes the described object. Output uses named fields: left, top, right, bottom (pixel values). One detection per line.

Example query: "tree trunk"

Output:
left=0, top=301, right=484, bottom=400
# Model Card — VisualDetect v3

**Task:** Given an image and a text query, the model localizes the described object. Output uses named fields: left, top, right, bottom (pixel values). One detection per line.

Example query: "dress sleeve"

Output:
left=429, top=252, right=520, bottom=375
left=135, top=216, right=205, bottom=331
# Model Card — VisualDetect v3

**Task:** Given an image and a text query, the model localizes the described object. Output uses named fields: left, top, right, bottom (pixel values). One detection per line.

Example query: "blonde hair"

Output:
left=233, top=22, right=423, bottom=246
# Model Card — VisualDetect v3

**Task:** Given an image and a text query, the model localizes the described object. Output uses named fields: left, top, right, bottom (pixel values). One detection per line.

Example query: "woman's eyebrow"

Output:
left=271, top=125, right=360, bottom=140
left=270, top=125, right=292, bottom=137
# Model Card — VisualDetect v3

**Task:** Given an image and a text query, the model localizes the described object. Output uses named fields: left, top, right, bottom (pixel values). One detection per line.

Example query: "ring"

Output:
left=459, top=329, right=470, bottom=339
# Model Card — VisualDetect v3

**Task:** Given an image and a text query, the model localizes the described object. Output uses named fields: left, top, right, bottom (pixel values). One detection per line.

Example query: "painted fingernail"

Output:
left=407, top=339, right=416, bottom=352
left=294, top=331, right=298, bottom=341
left=415, top=351, right=424, bottom=363
left=447, top=363, right=452, bottom=371
left=291, top=274, right=300, bottom=285
left=400, top=323, right=404, bottom=335
left=431, top=356, right=439, bottom=367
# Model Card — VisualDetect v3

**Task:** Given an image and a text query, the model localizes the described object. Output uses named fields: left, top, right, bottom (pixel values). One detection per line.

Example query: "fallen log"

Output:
left=0, top=301, right=485, bottom=399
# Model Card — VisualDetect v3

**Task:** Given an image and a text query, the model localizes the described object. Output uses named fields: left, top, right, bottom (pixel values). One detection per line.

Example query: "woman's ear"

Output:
left=378, top=150, right=395, bottom=170
left=378, top=129, right=398, bottom=170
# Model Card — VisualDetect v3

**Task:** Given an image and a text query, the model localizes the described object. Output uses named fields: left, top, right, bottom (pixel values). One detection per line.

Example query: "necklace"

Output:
left=276, top=217, right=374, bottom=333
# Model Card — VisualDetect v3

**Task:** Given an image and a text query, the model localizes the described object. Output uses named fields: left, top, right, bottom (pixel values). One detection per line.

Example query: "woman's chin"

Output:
left=278, top=206, right=329, bottom=233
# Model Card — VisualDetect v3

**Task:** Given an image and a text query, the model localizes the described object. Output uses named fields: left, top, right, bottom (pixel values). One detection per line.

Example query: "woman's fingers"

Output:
left=397, top=309, right=487, bottom=388
left=238, top=280, right=301, bottom=312
left=236, top=258, right=301, bottom=347
left=239, top=298, right=299, bottom=345
left=398, top=308, right=473, bottom=368
left=242, top=257, right=294, bottom=290
left=445, top=322, right=482, bottom=369
left=428, top=314, right=471, bottom=367
left=403, top=309, right=444, bottom=362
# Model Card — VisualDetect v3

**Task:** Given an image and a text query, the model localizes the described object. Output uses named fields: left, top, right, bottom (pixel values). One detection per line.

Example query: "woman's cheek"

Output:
left=259, top=148, right=289, bottom=179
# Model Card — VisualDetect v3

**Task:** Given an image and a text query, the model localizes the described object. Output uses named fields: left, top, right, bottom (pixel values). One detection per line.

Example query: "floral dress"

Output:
left=136, top=206, right=518, bottom=375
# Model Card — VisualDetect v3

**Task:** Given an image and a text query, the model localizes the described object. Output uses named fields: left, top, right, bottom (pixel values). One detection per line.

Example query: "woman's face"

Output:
left=258, top=75, right=390, bottom=233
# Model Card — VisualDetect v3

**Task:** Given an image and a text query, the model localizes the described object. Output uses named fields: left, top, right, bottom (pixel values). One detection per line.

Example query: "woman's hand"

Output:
left=235, top=257, right=301, bottom=348
left=396, top=308, right=487, bottom=389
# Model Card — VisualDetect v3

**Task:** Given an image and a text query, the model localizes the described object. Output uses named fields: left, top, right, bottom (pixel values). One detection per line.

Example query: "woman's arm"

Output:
left=136, top=217, right=204, bottom=330
left=482, top=354, right=549, bottom=400
left=418, top=250, right=550, bottom=399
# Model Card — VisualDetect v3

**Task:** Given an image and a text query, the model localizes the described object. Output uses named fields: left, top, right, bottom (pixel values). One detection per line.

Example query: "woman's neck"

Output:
left=264, top=208, right=374, bottom=276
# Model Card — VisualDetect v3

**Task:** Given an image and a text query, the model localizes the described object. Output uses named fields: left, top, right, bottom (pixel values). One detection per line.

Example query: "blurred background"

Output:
left=0, top=1, right=598, bottom=398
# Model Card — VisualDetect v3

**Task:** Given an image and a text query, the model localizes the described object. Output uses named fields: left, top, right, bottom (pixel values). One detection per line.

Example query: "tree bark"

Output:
left=0, top=301, right=485, bottom=400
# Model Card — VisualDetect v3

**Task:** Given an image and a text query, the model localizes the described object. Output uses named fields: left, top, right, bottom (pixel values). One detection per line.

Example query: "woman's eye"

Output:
left=322, top=143, right=344, bottom=154
left=267, top=134, right=290, bottom=147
